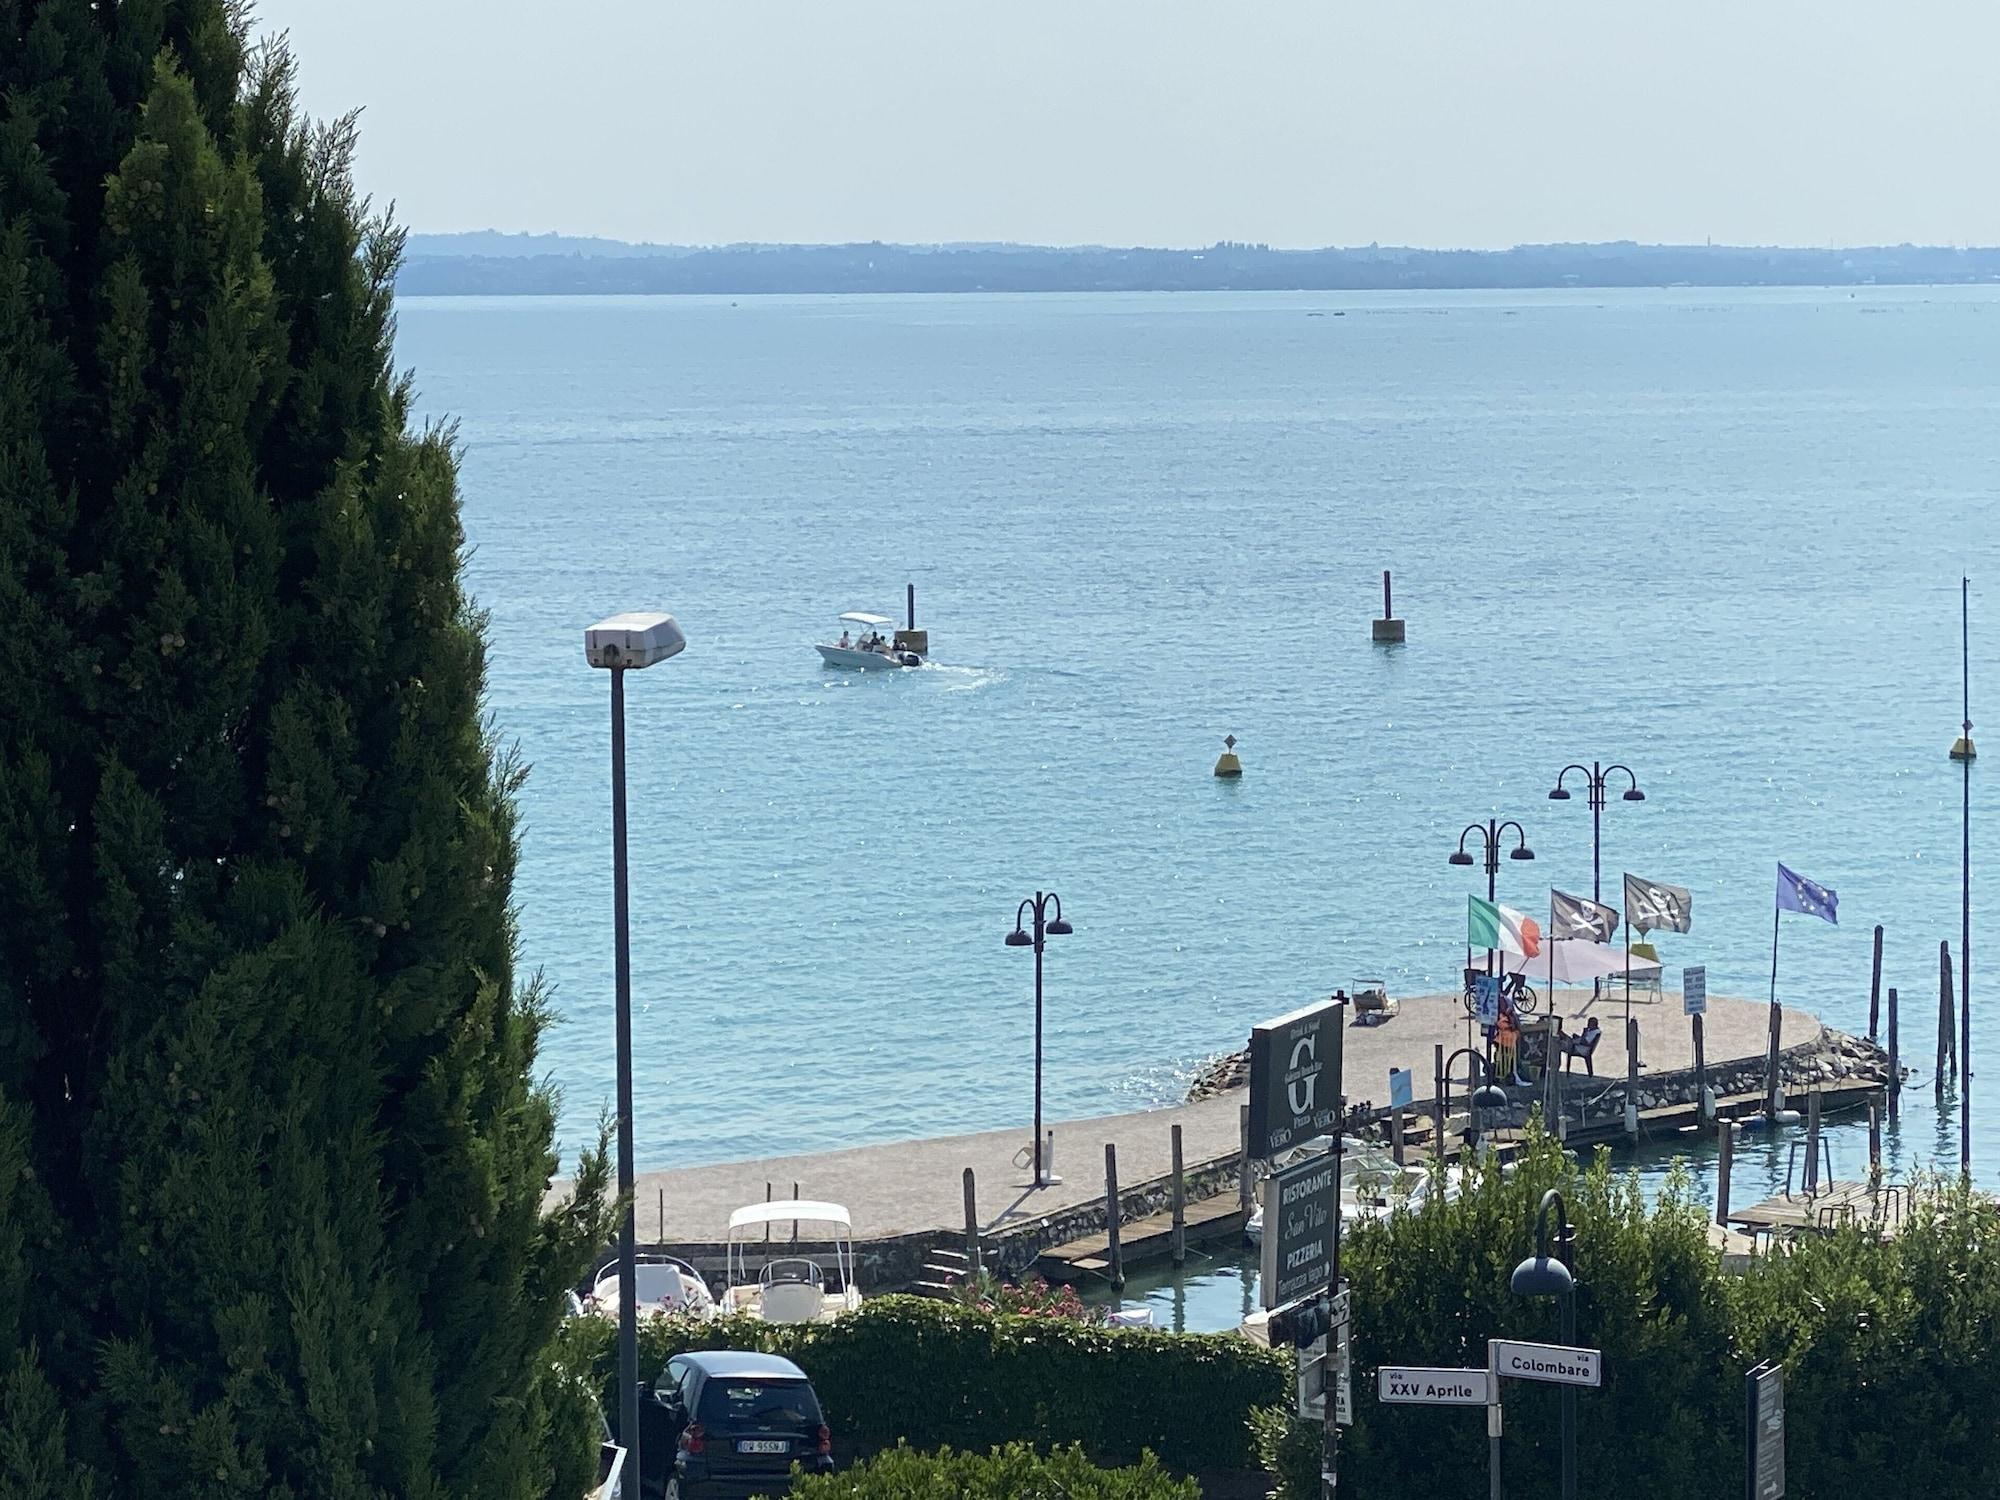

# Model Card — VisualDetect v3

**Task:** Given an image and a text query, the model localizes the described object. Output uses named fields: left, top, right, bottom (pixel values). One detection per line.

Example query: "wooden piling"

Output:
left=792, top=1181, right=801, bottom=1246
left=1867, top=1099, right=1882, bottom=1183
left=1390, top=1105, right=1406, bottom=1167
left=1238, top=1103, right=1253, bottom=1211
left=1887, top=986, right=1901, bottom=1122
left=1692, top=1012, right=1707, bottom=1119
left=658, top=1187, right=665, bottom=1242
left=1625, top=1017, right=1641, bottom=1137
left=1433, top=1043, right=1447, bottom=1160
left=962, top=1167, right=981, bottom=1275
left=1104, top=1143, right=1125, bottom=1290
left=1869, top=924, right=1884, bottom=1039
left=1803, top=1090, right=1823, bottom=1194
left=1938, top=949, right=1954, bottom=1097
left=1170, top=1125, right=1187, bottom=1266
left=1716, top=1118, right=1734, bottom=1227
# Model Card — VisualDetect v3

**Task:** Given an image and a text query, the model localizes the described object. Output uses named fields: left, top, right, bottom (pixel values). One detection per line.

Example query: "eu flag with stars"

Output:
left=1777, top=864, right=1838, bottom=924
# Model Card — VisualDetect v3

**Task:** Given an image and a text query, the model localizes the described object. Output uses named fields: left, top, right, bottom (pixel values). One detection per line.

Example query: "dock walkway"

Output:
left=555, top=990, right=1821, bottom=1256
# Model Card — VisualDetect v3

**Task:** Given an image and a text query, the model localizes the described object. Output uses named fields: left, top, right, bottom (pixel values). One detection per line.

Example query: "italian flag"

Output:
left=1468, top=894, right=1541, bottom=957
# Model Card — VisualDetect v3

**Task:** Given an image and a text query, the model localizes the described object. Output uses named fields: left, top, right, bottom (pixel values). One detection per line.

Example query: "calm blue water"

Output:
left=395, top=287, right=1999, bottom=1176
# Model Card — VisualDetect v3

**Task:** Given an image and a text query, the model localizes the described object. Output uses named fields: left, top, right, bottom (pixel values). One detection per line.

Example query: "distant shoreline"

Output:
left=396, top=234, right=2000, bottom=298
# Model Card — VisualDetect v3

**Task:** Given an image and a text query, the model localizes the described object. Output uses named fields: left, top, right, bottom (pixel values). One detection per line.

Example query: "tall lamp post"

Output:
left=1449, top=818, right=1536, bottom=976
left=585, top=610, right=687, bottom=1491
left=1547, top=762, right=1644, bottom=907
left=1511, top=1189, right=1580, bottom=1500
left=1006, top=892, right=1072, bottom=1188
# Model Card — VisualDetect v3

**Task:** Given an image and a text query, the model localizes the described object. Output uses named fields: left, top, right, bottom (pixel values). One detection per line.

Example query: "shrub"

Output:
left=785, top=1442, right=1199, bottom=1500
left=575, top=1294, right=1288, bottom=1472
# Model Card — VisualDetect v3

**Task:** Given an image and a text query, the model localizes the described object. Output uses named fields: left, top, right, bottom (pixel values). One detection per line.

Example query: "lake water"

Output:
left=395, top=287, right=1998, bottom=1177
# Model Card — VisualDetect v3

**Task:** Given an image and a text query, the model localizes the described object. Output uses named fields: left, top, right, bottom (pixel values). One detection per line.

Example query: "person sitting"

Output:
left=838, top=630, right=851, bottom=648
left=1562, top=1017, right=1604, bottom=1075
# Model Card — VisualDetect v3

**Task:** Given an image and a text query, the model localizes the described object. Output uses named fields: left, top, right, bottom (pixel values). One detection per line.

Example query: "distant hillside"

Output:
left=395, top=237, right=2000, bottom=296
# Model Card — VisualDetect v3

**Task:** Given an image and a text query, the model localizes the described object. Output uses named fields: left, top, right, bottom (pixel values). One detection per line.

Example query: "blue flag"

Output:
left=1776, top=864, right=1838, bottom=924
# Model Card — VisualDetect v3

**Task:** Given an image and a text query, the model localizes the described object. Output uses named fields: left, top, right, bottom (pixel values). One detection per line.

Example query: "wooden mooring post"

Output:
left=1869, top=924, right=1884, bottom=1039
left=1238, top=1103, right=1252, bottom=1211
left=1624, top=1017, right=1641, bottom=1138
left=962, top=1167, right=981, bottom=1275
left=1390, top=1105, right=1406, bottom=1166
left=1803, top=1091, right=1823, bottom=1194
left=1692, top=1011, right=1708, bottom=1121
left=1867, top=1099, right=1883, bottom=1183
left=1433, top=1043, right=1447, bottom=1161
left=1715, top=1118, right=1733, bottom=1227
left=1938, top=952, right=1954, bottom=1097
left=1103, top=1143, right=1125, bottom=1290
left=1887, top=986, right=1901, bottom=1122
left=1169, top=1125, right=1187, bottom=1266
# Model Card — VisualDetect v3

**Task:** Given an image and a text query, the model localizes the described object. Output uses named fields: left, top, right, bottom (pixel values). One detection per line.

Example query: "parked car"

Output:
left=638, top=1350, right=834, bottom=1500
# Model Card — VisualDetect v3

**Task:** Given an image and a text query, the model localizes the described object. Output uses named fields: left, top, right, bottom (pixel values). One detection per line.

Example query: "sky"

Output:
left=254, top=0, right=1998, bottom=250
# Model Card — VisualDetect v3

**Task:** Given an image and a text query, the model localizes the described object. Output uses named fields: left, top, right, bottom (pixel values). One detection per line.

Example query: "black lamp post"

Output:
left=1443, top=1047, right=1511, bottom=1149
left=1006, top=892, right=1072, bottom=1187
left=1449, top=819, right=1535, bottom=976
left=1511, top=1189, right=1580, bottom=1500
left=1548, top=762, right=1644, bottom=907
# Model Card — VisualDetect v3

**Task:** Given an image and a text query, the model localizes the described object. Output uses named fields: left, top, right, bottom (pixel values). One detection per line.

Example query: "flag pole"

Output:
left=1961, top=575, right=1973, bottom=1176
left=1766, top=896, right=1783, bottom=1118
left=1623, top=877, right=1632, bottom=1028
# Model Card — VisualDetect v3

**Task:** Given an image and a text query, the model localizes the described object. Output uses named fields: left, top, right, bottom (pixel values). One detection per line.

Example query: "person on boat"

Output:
left=838, top=630, right=850, bottom=648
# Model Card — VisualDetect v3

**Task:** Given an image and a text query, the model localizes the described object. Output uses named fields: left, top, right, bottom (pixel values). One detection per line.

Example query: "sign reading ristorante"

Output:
left=1247, top=999, right=1344, bottom=1159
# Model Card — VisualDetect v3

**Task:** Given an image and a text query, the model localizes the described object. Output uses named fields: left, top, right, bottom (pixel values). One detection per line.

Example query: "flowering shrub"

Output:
left=962, top=1271, right=1103, bottom=1322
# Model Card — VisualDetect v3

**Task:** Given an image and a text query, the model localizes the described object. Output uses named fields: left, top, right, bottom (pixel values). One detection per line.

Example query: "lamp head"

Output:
left=1511, top=1254, right=1576, bottom=1299
left=584, top=612, right=686, bottom=669
left=1623, top=788, right=1646, bottom=802
left=1509, top=845, right=1536, bottom=861
left=1471, top=1083, right=1510, bottom=1111
left=1547, top=786, right=1571, bottom=801
left=1045, top=917, right=1073, bottom=936
left=1448, top=850, right=1475, bottom=868
left=1004, top=928, right=1033, bottom=948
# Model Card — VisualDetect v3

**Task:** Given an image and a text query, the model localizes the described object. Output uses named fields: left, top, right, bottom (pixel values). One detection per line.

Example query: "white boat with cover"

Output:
left=814, top=586, right=931, bottom=669
left=578, top=1253, right=717, bottom=1322
left=721, top=1200, right=864, bottom=1323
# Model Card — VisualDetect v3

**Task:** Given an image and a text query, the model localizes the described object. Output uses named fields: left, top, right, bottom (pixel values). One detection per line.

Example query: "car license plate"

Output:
left=737, top=1439, right=789, bottom=1455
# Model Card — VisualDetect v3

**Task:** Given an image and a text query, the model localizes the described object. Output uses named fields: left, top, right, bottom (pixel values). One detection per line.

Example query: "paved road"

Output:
left=558, top=989, right=1820, bottom=1245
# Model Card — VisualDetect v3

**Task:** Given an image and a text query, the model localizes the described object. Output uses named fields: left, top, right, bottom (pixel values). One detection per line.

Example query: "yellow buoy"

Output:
left=1213, top=734, right=1243, bottom=778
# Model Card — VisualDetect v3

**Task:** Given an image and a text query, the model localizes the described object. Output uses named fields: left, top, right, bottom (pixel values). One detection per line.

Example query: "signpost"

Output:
left=1746, top=1362, right=1785, bottom=1500
left=1260, top=1154, right=1339, bottom=1309
left=1684, top=965, right=1709, bottom=1016
left=1389, top=1067, right=1414, bottom=1110
left=1378, top=1367, right=1492, bottom=1406
left=1473, top=973, right=1501, bottom=1028
left=1491, top=1339, right=1603, bottom=1388
left=1248, top=1000, right=1344, bottom=1157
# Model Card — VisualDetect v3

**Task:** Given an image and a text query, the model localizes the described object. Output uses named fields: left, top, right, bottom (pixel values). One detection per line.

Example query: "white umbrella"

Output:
left=1496, top=939, right=1644, bottom=985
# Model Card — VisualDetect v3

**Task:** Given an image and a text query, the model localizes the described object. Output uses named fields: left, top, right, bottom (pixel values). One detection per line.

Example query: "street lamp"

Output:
left=1450, top=819, right=1535, bottom=978
left=585, top=610, right=687, bottom=1491
left=1443, top=1047, right=1511, bottom=1150
left=1006, top=892, right=1072, bottom=1188
left=1548, top=762, right=1644, bottom=907
left=1511, top=1189, right=1580, bottom=1500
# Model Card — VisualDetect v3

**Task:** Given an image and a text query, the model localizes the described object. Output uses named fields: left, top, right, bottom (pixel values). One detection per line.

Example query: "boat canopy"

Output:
left=727, top=1200, right=853, bottom=1232
left=837, top=613, right=893, bottom=628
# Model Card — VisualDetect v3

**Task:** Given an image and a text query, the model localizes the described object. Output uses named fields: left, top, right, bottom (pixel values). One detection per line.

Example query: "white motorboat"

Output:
left=816, top=612, right=924, bottom=670
left=1244, top=1138, right=1455, bottom=1245
left=578, top=1253, right=718, bottom=1322
left=721, top=1200, right=864, bottom=1324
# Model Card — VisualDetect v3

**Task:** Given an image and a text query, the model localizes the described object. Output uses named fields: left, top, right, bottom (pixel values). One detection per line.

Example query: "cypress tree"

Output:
left=0, top=5, right=610, bottom=1496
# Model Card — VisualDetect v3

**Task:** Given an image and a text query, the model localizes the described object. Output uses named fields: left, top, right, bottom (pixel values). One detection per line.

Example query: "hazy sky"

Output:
left=256, top=0, right=1997, bottom=249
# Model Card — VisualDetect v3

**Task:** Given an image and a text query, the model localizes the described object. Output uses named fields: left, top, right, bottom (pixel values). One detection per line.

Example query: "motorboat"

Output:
left=577, top=1253, right=718, bottom=1322
left=1244, top=1137, right=1453, bottom=1245
left=721, top=1200, right=864, bottom=1324
left=816, top=612, right=924, bottom=670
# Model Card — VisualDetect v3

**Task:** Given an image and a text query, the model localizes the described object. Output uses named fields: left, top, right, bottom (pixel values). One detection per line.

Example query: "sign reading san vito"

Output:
left=1247, top=998, right=1343, bottom=1158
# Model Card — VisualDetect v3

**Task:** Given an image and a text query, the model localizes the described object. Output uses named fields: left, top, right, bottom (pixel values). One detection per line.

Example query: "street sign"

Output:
left=1491, top=1339, right=1603, bottom=1388
left=1684, top=965, right=1708, bottom=1016
left=1389, top=1066, right=1414, bottom=1110
left=1746, top=1361, right=1785, bottom=1500
left=1297, top=1329, right=1354, bottom=1426
left=1248, top=1000, right=1344, bottom=1158
left=1473, top=974, right=1501, bottom=1028
left=1259, top=1152, right=1339, bottom=1308
left=1377, top=1367, right=1493, bottom=1406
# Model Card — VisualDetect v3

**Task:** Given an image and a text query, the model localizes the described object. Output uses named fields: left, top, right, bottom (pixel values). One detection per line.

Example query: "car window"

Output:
left=697, top=1380, right=822, bottom=1427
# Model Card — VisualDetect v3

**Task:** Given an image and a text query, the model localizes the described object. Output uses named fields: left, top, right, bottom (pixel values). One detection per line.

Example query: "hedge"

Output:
left=785, top=1442, right=1198, bottom=1499
left=1251, top=1131, right=2000, bottom=1500
left=577, top=1294, right=1288, bottom=1472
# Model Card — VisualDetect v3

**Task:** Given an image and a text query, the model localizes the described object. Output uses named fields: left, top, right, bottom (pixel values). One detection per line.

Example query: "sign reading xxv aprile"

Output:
left=1248, top=999, right=1344, bottom=1158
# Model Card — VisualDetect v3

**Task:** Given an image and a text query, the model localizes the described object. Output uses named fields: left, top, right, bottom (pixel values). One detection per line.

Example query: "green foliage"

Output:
left=958, top=1270, right=1102, bottom=1322
left=785, top=1442, right=1197, bottom=1500
left=572, top=1296, right=1287, bottom=1473
left=0, top=5, right=608, bottom=1496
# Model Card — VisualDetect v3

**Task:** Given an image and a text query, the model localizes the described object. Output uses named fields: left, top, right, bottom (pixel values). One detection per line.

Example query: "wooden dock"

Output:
left=1729, top=1179, right=1912, bottom=1237
left=1038, top=1191, right=1246, bottom=1283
